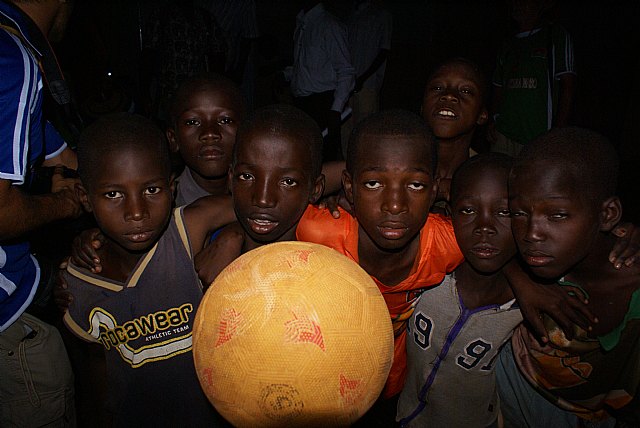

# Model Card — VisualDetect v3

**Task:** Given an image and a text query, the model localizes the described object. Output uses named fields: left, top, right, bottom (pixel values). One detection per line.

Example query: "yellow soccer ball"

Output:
left=193, top=241, right=394, bottom=427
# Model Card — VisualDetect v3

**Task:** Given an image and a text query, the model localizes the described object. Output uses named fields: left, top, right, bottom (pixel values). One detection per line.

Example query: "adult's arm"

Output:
left=0, top=177, right=83, bottom=241
left=327, top=21, right=355, bottom=113
left=553, top=73, right=576, bottom=128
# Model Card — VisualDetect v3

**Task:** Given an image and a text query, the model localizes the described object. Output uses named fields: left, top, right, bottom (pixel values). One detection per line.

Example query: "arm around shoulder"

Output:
left=182, top=194, right=235, bottom=254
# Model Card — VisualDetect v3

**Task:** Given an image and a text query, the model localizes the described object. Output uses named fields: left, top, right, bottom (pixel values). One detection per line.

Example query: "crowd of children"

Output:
left=3, top=1, right=640, bottom=427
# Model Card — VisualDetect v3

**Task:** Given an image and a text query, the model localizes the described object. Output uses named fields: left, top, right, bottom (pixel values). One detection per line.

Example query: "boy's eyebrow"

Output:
left=234, top=162, right=306, bottom=174
left=360, top=166, right=431, bottom=173
left=94, top=176, right=168, bottom=188
left=509, top=194, right=573, bottom=200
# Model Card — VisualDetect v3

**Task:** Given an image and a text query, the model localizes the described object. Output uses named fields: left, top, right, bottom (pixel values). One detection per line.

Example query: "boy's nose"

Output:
left=474, top=224, right=496, bottom=236
left=201, top=122, right=222, bottom=142
left=523, top=218, right=544, bottom=242
left=253, top=179, right=276, bottom=208
left=474, top=211, right=497, bottom=235
left=439, top=90, right=459, bottom=102
left=125, top=197, right=150, bottom=221
left=382, top=187, right=408, bottom=215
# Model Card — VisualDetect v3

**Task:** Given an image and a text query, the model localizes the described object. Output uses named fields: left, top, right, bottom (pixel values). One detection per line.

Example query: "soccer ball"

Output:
left=193, top=241, right=394, bottom=427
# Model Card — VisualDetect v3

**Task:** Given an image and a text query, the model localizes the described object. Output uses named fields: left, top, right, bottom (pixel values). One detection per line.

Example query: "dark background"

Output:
left=54, top=0, right=640, bottom=220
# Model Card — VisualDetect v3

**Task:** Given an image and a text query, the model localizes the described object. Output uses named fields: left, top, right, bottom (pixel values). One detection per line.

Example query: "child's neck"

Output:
left=564, top=233, right=640, bottom=337
left=454, top=262, right=513, bottom=310
left=566, top=233, right=617, bottom=286
left=241, top=227, right=299, bottom=254
left=357, top=226, right=421, bottom=286
left=96, top=240, right=148, bottom=283
left=191, top=169, right=230, bottom=197
left=436, top=137, right=472, bottom=181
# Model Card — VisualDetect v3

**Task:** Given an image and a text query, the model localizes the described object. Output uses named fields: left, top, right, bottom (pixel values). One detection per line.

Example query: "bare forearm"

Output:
left=553, top=75, right=576, bottom=127
left=0, top=185, right=80, bottom=241
left=321, top=161, right=345, bottom=195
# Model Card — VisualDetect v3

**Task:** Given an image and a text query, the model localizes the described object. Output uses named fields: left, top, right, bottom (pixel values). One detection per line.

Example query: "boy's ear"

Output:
left=599, top=196, right=623, bottom=232
left=308, top=174, right=325, bottom=204
left=75, top=183, right=93, bottom=212
left=476, top=107, right=489, bottom=126
left=342, top=170, right=354, bottom=205
left=166, top=128, right=179, bottom=153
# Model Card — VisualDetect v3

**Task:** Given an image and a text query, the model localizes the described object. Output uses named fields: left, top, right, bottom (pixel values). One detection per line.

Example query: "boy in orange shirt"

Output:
left=298, top=109, right=463, bottom=400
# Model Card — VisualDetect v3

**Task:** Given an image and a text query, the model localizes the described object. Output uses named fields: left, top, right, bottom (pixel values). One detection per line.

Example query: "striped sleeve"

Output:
left=553, top=25, right=576, bottom=78
left=0, top=29, right=41, bottom=184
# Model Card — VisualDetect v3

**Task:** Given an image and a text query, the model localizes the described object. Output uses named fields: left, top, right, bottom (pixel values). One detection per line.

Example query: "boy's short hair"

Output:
left=426, top=57, right=488, bottom=101
left=168, top=72, right=246, bottom=125
left=347, top=109, right=437, bottom=177
left=77, top=113, right=171, bottom=187
left=513, top=127, right=619, bottom=201
left=450, top=152, right=512, bottom=203
left=233, top=104, right=323, bottom=180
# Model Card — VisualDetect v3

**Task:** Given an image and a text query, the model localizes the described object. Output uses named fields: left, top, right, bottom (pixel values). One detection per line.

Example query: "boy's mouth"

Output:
left=469, top=244, right=500, bottom=258
left=435, top=108, right=457, bottom=118
left=199, top=146, right=225, bottom=160
left=377, top=222, right=409, bottom=239
left=247, top=217, right=279, bottom=234
left=522, top=249, right=554, bottom=267
left=126, top=229, right=154, bottom=243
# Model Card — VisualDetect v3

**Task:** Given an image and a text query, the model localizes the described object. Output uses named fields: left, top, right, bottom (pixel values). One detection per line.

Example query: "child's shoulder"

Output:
left=419, top=213, right=463, bottom=268
left=423, top=212, right=454, bottom=234
left=298, top=205, right=354, bottom=236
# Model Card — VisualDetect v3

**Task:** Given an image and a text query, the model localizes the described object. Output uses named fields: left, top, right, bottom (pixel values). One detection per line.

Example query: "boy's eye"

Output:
left=549, top=213, right=568, bottom=220
left=497, top=209, right=511, bottom=217
left=237, top=173, right=254, bottom=181
left=185, top=118, right=200, bottom=126
left=459, top=207, right=475, bottom=215
left=460, top=87, right=474, bottom=95
left=144, top=187, right=161, bottom=195
left=408, top=182, right=425, bottom=190
left=104, top=191, right=122, bottom=199
left=510, top=211, right=527, bottom=218
left=217, top=116, right=234, bottom=125
left=281, top=178, right=298, bottom=187
left=363, top=180, right=382, bottom=189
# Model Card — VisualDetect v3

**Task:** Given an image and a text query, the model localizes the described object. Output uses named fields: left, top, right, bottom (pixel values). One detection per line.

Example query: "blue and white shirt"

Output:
left=0, top=2, right=67, bottom=331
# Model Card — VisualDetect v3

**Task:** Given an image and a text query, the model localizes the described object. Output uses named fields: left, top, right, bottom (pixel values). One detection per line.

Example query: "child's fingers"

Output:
left=519, top=307, right=548, bottom=344
left=53, top=272, right=73, bottom=312
left=54, top=293, right=73, bottom=312
left=554, top=292, right=597, bottom=338
left=73, top=243, right=100, bottom=270
left=92, top=239, right=103, bottom=250
left=609, top=226, right=640, bottom=269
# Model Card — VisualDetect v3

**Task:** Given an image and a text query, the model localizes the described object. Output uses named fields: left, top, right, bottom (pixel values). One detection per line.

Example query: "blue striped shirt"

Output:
left=0, top=2, right=66, bottom=331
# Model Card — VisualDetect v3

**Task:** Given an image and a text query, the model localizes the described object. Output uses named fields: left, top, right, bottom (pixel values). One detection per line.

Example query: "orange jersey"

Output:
left=297, top=205, right=463, bottom=397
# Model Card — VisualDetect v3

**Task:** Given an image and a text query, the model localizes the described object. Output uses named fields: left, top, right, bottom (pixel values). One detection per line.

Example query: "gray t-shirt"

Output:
left=397, top=273, right=522, bottom=427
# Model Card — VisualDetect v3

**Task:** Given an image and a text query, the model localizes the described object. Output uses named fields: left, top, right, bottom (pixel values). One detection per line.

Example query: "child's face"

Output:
left=344, top=134, right=437, bottom=252
left=79, top=147, right=174, bottom=253
left=422, top=63, right=487, bottom=142
left=168, top=86, right=242, bottom=180
left=451, top=166, right=516, bottom=274
left=509, top=163, right=601, bottom=279
left=231, top=130, right=323, bottom=245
